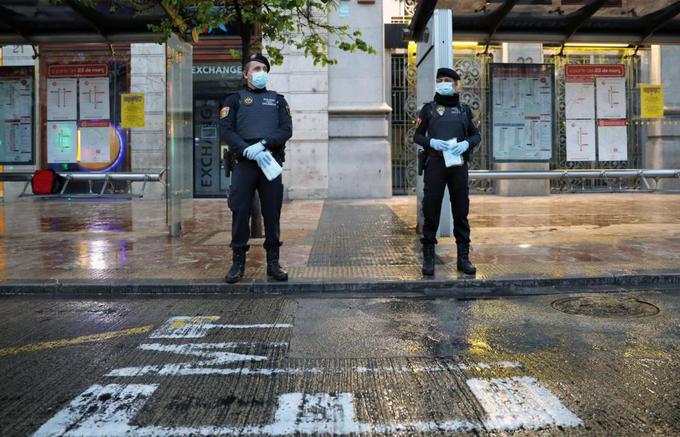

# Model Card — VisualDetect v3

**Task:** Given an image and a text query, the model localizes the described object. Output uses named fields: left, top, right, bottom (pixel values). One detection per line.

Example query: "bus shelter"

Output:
left=0, top=2, right=193, bottom=237
left=405, top=0, right=680, bottom=235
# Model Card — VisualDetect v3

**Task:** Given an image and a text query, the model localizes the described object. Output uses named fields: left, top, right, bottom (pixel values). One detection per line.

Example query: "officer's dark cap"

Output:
left=244, top=53, right=270, bottom=72
left=436, top=67, right=460, bottom=81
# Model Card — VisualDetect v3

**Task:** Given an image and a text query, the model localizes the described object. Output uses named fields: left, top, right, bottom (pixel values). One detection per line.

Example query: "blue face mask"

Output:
left=436, top=82, right=455, bottom=96
left=251, top=71, right=268, bottom=89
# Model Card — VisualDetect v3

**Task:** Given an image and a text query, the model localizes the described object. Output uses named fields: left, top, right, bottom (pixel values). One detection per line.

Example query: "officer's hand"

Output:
left=429, top=138, right=449, bottom=151
left=449, top=140, right=470, bottom=155
left=255, top=151, right=272, bottom=167
left=243, top=142, right=266, bottom=160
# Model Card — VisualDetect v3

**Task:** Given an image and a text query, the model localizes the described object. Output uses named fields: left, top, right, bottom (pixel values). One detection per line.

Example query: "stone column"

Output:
left=494, top=43, right=550, bottom=196
left=327, top=0, right=392, bottom=198
left=266, top=46, right=329, bottom=200
left=645, top=45, right=680, bottom=190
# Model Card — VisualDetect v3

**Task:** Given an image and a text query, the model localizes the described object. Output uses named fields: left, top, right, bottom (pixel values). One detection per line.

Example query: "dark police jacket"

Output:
left=413, top=93, right=481, bottom=163
left=219, top=87, right=293, bottom=163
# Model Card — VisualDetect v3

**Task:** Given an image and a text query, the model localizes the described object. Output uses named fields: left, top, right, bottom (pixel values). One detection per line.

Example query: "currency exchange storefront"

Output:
left=191, top=62, right=243, bottom=198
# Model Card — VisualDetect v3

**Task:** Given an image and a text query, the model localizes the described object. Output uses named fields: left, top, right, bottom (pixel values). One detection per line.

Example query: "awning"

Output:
left=406, top=0, right=680, bottom=44
left=0, top=0, right=167, bottom=45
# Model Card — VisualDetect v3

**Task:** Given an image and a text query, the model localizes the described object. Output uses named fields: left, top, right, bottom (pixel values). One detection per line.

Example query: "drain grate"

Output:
left=551, top=296, right=660, bottom=318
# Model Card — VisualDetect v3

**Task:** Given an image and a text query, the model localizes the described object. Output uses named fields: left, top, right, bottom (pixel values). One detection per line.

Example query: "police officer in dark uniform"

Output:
left=220, top=53, right=293, bottom=283
left=413, top=67, right=480, bottom=276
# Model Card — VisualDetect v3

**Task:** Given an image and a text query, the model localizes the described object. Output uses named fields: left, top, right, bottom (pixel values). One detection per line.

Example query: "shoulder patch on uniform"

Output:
left=220, top=106, right=229, bottom=119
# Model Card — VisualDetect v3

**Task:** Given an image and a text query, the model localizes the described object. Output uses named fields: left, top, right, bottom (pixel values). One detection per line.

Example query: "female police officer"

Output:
left=413, top=67, right=480, bottom=276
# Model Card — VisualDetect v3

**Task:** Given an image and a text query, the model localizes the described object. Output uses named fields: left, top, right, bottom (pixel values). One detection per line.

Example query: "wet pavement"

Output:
left=0, top=193, right=679, bottom=292
left=1, top=290, right=679, bottom=435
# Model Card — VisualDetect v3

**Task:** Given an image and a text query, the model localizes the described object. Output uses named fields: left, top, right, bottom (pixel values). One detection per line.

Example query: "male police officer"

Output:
left=220, top=53, right=293, bottom=283
left=413, top=67, right=480, bottom=276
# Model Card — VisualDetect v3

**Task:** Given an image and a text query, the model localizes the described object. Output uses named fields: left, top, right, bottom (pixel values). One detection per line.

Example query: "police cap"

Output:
left=436, top=67, right=460, bottom=81
left=244, top=53, right=271, bottom=72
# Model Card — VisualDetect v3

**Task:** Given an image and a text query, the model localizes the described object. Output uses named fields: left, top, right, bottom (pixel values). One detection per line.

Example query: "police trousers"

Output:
left=228, top=159, right=283, bottom=250
left=421, top=155, right=471, bottom=246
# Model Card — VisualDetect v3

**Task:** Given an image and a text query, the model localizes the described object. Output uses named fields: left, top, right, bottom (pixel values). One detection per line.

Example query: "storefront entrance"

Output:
left=192, top=62, right=242, bottom=198
left=193, top=97, right=228, bottom=197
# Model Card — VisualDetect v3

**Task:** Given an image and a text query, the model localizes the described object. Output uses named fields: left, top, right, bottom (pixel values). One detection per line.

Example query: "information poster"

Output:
left=121, top=93, right=145, bottom=128
left=564, top=64, right=628, bottom=162
left=491, top=64, right=554, bottom=161
left=597, top=119, right=628, bottom=161
left=595, top=77, right=626, bottom=119
left=47, top=121, right=77, bottom=163
left=566, top=119, right=596, bottom=162
left=79, top=121, right=111, bottom=163
left=565, top=82, right=595, bottom=120
left=640, top=84, right=664, bottom=118
left=47, top=78, right=77, bottom=120
left=79, top=77, right=110, bottom=120
left=0, top=66, right=34, bottom=164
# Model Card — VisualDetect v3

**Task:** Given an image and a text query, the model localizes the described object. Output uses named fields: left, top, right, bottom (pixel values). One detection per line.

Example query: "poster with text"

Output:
left=0, top=79, right=32, bottom=120
left=565, top=82, right=595, bottom=120
left=79, top=77, right=110, bottom=120
left=597, top=119, right=628, bottom=161
left=566, top=119, right=596, bottom=162
left=595, top=77, right=626, bottom=119
left=79, top=124, right=111, bottom=163
left=47, top=121, right=77, bottom=163
left=491, top=63, right=554, bottom=161
left=47, top=78, right=77, bottom=120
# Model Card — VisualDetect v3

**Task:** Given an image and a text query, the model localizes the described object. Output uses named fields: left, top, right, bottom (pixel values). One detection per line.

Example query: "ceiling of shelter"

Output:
left=437, top=0, right=678, bottom=17
left=412, top=0, right=680, bottom=43
left=0, top=0, right=166, bottom=44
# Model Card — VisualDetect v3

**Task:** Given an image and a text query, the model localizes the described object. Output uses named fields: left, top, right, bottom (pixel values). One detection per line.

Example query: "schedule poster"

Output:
left=47, top=121, right=77, bottom=163
left=491, top=63, right=554, bottom=161
left=566, top=119, right=596, bottom=162
left=0, top=66, right=34, bottom=164
left=597, top=119, right=628, bottom=161
left=47, top=78, right=77, bottom=121
left=79, top=77, right=110, bottom=120
left=79, top=121, right=111, bottom=163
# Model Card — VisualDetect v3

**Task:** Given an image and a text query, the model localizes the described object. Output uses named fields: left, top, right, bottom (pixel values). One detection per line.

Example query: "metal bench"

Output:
left=0, top=170, right=166, bottom=198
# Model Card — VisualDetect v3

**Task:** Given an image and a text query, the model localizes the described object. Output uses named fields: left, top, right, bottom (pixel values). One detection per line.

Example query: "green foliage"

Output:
left=58, top=0, right=376, bottom=66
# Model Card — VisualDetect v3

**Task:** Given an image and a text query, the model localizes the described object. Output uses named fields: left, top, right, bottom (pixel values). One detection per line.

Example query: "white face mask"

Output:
left=436, top=82, right=454, bottom=96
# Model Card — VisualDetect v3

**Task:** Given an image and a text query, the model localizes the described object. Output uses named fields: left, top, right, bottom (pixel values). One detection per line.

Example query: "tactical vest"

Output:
left=236, top=89, right=280, bottom=140
left=426, top=101, right=470, bottom=143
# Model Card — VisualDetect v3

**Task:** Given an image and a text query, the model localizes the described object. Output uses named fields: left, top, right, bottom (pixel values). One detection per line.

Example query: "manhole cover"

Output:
left=551, top=296, right=659, bottom=318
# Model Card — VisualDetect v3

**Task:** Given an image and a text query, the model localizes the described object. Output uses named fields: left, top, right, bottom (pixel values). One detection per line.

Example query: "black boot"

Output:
left=457, top=244, right=476, bottom=275
left=266, top=247, right=288, bottom=281
left=225, top=248, right=247, bottom=283
left=422, top=243, right=435, bottom=276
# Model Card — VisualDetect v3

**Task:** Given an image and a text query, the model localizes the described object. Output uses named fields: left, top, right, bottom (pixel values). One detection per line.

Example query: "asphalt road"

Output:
left=1, top=289, right=679, bottom=436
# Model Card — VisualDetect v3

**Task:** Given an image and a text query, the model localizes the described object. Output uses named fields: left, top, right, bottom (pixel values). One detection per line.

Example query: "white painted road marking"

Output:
left=150, top=316, right=292, bottom=339
left=34, top=315, right=583, bottom=435
left=466, top=376, right=584, bottom=430
left=35, top=385, right=581, bottom=435
left=33, top=383, right=158, bottom=437
left=106, top=345, right=522, bottom=377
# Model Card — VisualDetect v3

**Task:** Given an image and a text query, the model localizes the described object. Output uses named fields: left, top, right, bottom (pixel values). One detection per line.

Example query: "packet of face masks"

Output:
left=443, top=137, right=463, bottom=168
left=258, top=151, right=283, bottom=181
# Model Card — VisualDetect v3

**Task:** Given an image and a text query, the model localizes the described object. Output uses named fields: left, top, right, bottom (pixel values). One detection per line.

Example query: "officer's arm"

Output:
left=264, top=94, right=293, bottom=150
left=219, top=94, right=250, bottom=157
left=413, top=105, right=431, bottom=149
left=464, top=106, right=481, bottom=149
